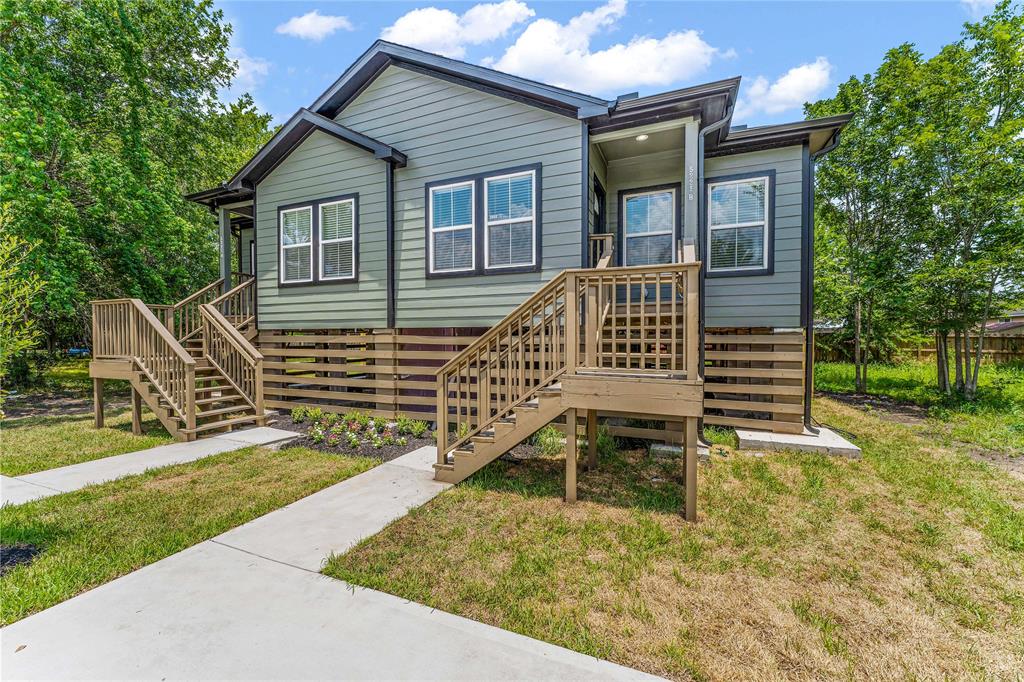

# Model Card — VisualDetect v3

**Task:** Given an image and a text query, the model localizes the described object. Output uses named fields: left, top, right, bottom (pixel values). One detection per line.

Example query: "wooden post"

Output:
left=565, top=273, right=578, bottom=373
left=131, top=388, right=142, bottom=435
left=684, top=416, right=697, bottom=521
left=586, top=408, right=598, bottom=470
left=565, top=407, right=578, bottom=503
left=93, top=378, right=105, bottom=428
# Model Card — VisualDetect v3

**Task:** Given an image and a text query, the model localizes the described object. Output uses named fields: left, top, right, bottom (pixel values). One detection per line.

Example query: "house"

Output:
left=89, top=41, right=849, bottom=518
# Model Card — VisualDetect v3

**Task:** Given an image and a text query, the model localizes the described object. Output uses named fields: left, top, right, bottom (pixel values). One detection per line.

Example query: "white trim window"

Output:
left=319, top=198, right=356, bottom=281
left=280, top=205, right=313, bottom=283
left=707, top=176, right=769, bottom=273
left=484, top=170, right=535, bottom=269
left=623, top=188, right=675, bottom=266
left=429, top=181, right=475, bottom=273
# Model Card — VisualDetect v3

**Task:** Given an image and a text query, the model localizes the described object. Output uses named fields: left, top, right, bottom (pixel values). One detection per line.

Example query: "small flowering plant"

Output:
left=300, top=409, right=432, bottom=453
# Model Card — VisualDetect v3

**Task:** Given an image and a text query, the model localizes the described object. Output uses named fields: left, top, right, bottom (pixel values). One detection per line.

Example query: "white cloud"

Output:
left=276, top=10, right=354, bottom=42
left=380, top=0, right=534, bottom=59
left=961, top=0, right=996, bottom=19
left=227, top=46, right=271, bottom=96
left=490, top=0, right=723, bottom=95
left=734, top=57, right=833, bottom=121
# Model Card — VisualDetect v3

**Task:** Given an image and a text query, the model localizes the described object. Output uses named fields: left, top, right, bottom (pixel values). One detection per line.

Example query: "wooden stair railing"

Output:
left=91, top=298, right=197, bottom=432
left=435, top=260, right=702, bottom=470
left=208, top=277, right=256, bottom=331
left=171, top=278, right=225, bottom=344
left=199, top=303, right=265, bottom=421
left=436, top=275, right=569, bottom=461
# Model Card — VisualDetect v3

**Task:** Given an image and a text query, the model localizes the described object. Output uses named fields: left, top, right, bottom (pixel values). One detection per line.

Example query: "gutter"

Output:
left=385, top=161, right=396, bottom=329
left=803, top=130, right=843, bottom=431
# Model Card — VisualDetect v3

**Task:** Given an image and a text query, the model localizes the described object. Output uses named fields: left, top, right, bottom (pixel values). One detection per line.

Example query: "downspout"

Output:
left=385, top=160, right=396, bottom=329
left=696, top=104, right=733, bottom=379
left=803, top=130, right=842, bottom=432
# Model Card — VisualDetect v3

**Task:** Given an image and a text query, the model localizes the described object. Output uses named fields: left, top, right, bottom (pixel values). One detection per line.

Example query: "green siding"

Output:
left=255, top=130, right=388, bottom=329
left=704, top=146, right=804, bottom=329
left=238, top=227, right=254, bottom=276
left=336, top=65, right=583, bottom=328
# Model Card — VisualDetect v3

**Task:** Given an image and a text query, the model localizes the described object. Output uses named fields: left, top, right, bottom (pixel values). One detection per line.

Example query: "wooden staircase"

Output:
left=433, top=257, right=704, bottom=519
left=90, top=275, right=265, bottom=442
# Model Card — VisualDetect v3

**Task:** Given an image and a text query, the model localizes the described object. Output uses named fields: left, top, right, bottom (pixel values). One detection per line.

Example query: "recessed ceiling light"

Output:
left=635, top=134, right=649, bottom=142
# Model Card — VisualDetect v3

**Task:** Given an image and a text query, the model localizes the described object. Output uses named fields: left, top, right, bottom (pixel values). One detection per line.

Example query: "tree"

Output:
left=0, top=234, right=44, bottom=403
left=0, top=0, right=273, bottom=350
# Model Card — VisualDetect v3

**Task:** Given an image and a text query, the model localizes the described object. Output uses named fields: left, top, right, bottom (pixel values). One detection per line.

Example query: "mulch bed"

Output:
left=274, top=414, right=435, bottom=463
left=1, top=544, right=41, bottom=576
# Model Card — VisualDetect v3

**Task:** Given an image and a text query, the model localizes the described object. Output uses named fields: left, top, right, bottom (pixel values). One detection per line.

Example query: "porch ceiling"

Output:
left=597, top=127, right=684, bottom=162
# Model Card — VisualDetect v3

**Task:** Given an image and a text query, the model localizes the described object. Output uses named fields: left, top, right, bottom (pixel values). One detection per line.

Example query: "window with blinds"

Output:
left=429, top=181, right=475, bottom=273
left=623, top=188, right=675, bottom=267
left=320, top=198, right=356, bottom=280
left=707, top=176, right=769, bottom=273
left=485, top=171, right=535, bottom=268
left=280, top=206, right=313, bottom=283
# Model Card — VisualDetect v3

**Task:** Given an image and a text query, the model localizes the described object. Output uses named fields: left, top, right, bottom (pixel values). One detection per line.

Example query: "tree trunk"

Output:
left=863, top=298, right=874, bottom=390
left=962, top=329, right=973, bottom=396
left=936, top=330, right=950, bottom=395
left=965, top=274, right=999, bottom=401
left=853, top=299, right=864, bottom=393
left=953, top=329, right=964, bottom=392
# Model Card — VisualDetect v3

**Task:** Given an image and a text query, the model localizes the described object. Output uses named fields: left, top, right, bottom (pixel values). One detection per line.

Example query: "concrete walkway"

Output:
left=0, top=427, right=297, bottom=506
left=1, top=446, right=658, bottom=680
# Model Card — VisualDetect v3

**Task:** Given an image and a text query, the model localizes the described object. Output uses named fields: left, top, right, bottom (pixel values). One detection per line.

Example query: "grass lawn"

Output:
left=326, top=397, right=1024, bottom=680
left=1, top=410, right=173, bottom=477
left=815, top=360, right=1024, bottom=455
left=0, top=446, right=375, bottom=624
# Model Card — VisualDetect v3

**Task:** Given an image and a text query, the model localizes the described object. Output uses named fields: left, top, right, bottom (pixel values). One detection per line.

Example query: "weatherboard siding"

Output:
left=254, top=130, right=387, bottom=329
left=336, top=65, right=584, bottom=328
left=703, top=145, right=804, bottom=329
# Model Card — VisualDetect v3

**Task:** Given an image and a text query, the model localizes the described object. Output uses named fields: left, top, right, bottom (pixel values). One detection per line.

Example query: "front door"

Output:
left=622, top=186, right=677, bottom=266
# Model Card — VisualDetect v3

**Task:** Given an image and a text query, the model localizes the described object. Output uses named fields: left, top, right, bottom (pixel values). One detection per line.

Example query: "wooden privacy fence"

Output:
left=90, top=298, right=197, bottom=429
left=258, top=329, right=481, bottom=419
left=436, top=262, right=702, bottom=457
left=815, top=333, right=1024, bottom=364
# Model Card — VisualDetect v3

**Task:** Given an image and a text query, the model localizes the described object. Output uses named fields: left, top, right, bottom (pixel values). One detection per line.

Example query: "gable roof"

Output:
left=311, top=40, right=612, bottom=120
left=710, top=114, right=854, bottom=157
left=226, top=108, right=406, bottom=192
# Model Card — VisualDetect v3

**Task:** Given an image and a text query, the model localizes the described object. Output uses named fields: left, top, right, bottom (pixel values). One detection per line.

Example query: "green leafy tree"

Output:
left=0, top=234, right=44, bottom=404
left=0, top=0, right=272, bottom=349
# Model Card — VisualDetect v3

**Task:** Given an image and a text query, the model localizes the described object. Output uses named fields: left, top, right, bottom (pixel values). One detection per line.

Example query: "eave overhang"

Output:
left=707, top=113, right=854, bottom=158
left=310, top=40, right=612, bottom=120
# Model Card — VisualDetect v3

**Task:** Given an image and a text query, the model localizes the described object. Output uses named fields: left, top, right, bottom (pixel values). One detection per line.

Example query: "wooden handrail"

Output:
left=175, top=279, right=224, bottom=308
left=199, top=304, right=264, bottom=416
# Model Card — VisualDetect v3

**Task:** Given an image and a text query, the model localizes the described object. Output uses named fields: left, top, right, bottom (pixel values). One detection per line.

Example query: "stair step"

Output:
left=195, top=395, right=244, bottom=406
left=196, top=405, right=253, bottom=419
left=471, top=432, right=495, bottom=444
left=180, top=414, right=258, bottom=435
left=453, top=448, right=474, bottom=458
left=194, top=385, right=238, bottom=395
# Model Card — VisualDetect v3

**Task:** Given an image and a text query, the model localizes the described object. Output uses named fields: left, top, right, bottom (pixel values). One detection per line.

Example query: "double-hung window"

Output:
left=707, top=176, right=770, bottom=274
left=485, top=170, right=536, bottom=269
left=623, top=188, right=675, bottom=266
left=280, top=206, right=313, bottom=283
left=320, top=198, right=356, bottom=281
left=429, top=181, right=475, bottom=273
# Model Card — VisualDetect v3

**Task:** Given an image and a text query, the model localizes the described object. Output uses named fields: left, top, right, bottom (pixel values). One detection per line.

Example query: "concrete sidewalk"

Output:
left=0, top=427, right=297, bottom=506
left=1, top=446, right=658, bottom=680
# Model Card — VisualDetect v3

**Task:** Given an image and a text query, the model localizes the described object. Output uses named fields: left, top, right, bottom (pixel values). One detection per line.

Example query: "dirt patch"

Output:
left=0, top=544, right=41, bottom=576
left=3, top=392, right=129, bottom=420
left=969, top=448, right=1024, bottom=481
left=818, top=391, right=929, bottom=426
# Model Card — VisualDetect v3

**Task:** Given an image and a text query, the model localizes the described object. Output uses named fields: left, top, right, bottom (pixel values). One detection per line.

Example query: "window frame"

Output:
left=423, top=163, right=543, bottom=279
left=615, top=182, right=681, bottom=268
left=278, top=205, right=314, bottom=285
left=318, top=197, right=358, bottom=282
left=277, top=193, right=360, bottom=288
left=704, top=171, right=775, bottom=278
left=483, top=169, right=537, bottom=270
left=427, top=180, right=477, bottom=275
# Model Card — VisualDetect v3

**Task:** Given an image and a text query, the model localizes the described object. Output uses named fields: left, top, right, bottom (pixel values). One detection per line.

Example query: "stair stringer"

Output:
left=434, top=391, right=566, bottom=484
left=128, top=370, right=192, bottom=442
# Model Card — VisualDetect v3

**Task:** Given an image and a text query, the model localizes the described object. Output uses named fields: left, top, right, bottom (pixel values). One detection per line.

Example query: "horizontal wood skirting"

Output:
left=257, top=328, right=483, bottom=418
left=703, top=327, right=806, bottom=434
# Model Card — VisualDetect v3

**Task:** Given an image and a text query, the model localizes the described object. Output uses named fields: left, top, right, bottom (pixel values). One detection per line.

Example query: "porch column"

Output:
left=218, top=205, right=232, bottom=293
left=683, top=119, right=700, bottom=243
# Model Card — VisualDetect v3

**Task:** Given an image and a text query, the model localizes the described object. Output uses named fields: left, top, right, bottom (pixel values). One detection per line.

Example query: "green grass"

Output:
left=326, top=397, right=1024, bottom=680
left=0, top=446, right=375, bottom=624
left=1, top=410, right=173, bottom=476
left=815, top=360, right=1024, bottom=454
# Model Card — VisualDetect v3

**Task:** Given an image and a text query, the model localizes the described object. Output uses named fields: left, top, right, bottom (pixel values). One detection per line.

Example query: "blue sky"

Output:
left=218, top=0, right=995, bottom=126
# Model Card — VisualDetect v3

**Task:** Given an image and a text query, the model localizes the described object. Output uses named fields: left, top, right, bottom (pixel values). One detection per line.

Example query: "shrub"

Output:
left=306, top=407, right=324, bottom=424
left=396, top=414, right=429, bottom=438
left=533, top=424, right=565, bottom=456
left=291, top=406, right=309, bottom=423
left=320, top=413, right=339, bottom=428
